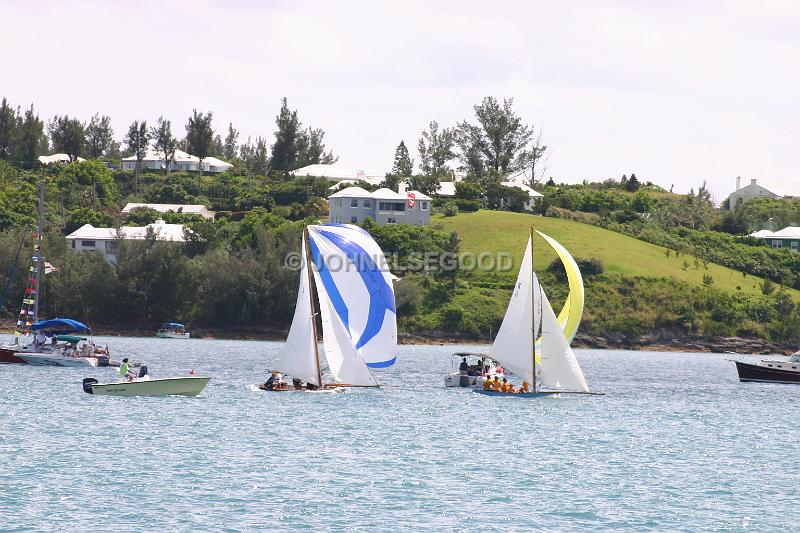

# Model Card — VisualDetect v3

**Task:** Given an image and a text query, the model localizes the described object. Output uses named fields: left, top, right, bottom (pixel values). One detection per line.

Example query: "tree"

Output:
left=124, top=120, right=150, bottom=185
left=527, top=129, right=548, bottom=189
left=456, top=97, right=535, bottom=178
left=418, top=121, right=455, bottom=177
left=0, top=98, right=15, bottom=160
left=270, top=97, right=301, bottom=172
left=240, top=136, right=269, bottom=176
left=223, top=123, right=239, bottom=161
left=85, top=113, right=114, bottom=158
left=48, top=115, right=85, bottom=161
left=185, top=109, right=214, bottom=173
left=13, top=104, right=45, bottom=165
left=150, top=116, right=177, bottom=175
left=297, top=127, right=337, bottom=167
left=380, top=173, right=401, bottom=191
left=391, top=141, right=414, bottom=176
left=454, top=181, right=482, bottom=200
left=406, top=175, right=440, bottom=196
left=624, top=173, right=641, bottom=192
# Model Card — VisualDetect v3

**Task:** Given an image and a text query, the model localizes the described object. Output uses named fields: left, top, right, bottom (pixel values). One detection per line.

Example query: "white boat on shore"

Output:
left=156, top=322, right=190, bottom=339
left=83, top=375, right=210, bottom=397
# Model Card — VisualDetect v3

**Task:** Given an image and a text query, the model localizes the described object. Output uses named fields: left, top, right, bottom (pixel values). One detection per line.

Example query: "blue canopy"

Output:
left=31, top=318, right=91, bottom=335
left=161, top=322, right=184, bottom=329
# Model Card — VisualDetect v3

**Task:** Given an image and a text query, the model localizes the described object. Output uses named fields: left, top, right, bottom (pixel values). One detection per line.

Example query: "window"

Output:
left=379, top=202, right=405, bottom=212
left=421, top=201, right=428, bottom=211
left=351, top=199, right=359, bottom=208
left=351, top=216, right=358, bottom=223
left=81, top=240, right=96, bottom=248
left=792, top=241, right=798, bottom=252
left=105, top=241, right=118, bottom=253
left=387, top=217, right=396, bottom=224
left=364, top=199, right=371, bottom=208
left=772, top=240, right=782, bottom=249
left=71, top=240, right=75, bottom=249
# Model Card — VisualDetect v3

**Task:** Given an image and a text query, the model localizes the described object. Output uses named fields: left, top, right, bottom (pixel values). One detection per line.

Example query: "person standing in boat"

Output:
left=459, top=357, right=469, bottom=374
left=34, top=331, right=47, bottom=350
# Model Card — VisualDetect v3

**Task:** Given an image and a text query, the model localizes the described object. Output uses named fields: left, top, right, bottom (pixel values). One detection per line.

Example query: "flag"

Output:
left=44, top=262, right=58, bottom=274
left=407, top=192, right=416, bottom=208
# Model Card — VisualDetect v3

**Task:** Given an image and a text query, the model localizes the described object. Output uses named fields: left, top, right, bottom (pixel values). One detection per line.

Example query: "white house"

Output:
left=291, top=164, right=383, bottom=185
left=66, top=220, right=190, bottom=262
left=38, top=153, right=86, bottom=164
left=121, top=149, right=232, bottom=173
left=327, top=186, right=431, bottom=226
left=122, top=203, right=215, bottom=220
left=501, top=180, right=543, bottom=211
left=728, top=177, right=778, bottom=211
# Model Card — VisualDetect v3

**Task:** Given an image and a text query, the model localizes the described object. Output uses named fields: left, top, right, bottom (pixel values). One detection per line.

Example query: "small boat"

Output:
left=83, top=367, right=210, bottom=397
left=262, top=224, right=396, bottom=392
left=732, top=353, right=800, bottom=384
left=17, top=319, right=101, bottom=367
left=474, top=228, right=598, bottom=397
left=156, top=322, right=190, bottom=339
left=444, top=352, right=504, bottom=387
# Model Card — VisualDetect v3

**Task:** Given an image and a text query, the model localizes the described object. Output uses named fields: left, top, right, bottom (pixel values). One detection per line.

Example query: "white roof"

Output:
left=328, top=186, right=374, bottom=199
left=291, top=164, right=383, bottom=183
left=66, top=221, right=189, bottom=242
left=38, top=153, right=86, bottom=164
left=329, top=180, right=359, bottom=190
left=122, top=203, right=212, bottom=215
left=753, top=226, right=800, bottom=240
left=371, top=188, right=406, bottom=200
left=501, top=181, right=543, bottom=198
left=437, top=182, right=456, bottom=197
left=407, top=190, right=432, bottom=201
left=204, top=156, right=232, bottom=168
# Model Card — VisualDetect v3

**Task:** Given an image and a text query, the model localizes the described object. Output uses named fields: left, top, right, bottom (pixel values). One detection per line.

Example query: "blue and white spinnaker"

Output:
left=307, top=224, right=398, bottom=368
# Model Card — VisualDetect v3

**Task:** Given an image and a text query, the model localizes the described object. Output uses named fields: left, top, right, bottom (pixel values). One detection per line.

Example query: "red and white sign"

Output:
left=407, top=192, right=416, bottom=208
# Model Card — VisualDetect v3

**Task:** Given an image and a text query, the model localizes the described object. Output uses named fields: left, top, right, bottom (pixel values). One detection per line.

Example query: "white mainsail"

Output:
left=539, top=288, right=590, bottom=392
left=314, top=269, right=378, bottom=387
left=274, top=240, right=320, bottom=386
left=490, top=236, right=537, bottom=385
left=307, top=225, right=397, bottom=367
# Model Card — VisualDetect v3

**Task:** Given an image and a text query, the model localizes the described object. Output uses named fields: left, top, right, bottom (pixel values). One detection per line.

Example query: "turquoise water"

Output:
left=1, top=338, right=798, bottom=531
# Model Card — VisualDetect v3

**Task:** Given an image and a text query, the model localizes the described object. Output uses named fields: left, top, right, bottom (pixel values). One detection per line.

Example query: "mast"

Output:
left=33, top=182, right=44, bottom=323
left=531, top=226, right=537, bottom=393
left=303, top=226, right=324, bottom=388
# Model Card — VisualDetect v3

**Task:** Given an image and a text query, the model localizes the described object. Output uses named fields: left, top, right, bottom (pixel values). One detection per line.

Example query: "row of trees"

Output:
left=387, top=97, right=548, bottom=188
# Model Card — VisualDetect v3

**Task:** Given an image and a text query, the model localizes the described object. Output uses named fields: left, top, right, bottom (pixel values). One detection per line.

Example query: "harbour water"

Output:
left=1, top=338, right=798, bottom=531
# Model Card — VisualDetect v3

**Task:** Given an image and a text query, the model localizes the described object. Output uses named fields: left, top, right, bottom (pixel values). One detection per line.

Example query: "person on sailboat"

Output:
left=491, top=376, right=502, bottom=391
left=261, top=371, right=279, bottom=391
left=482, top=377, right=493, bottom=391
left=501, top=378, right=511, bottom=393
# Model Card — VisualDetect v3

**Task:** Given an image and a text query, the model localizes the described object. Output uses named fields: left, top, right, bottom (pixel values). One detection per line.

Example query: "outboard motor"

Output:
left=138, top=365, right=148, bottom=378
left=82, top=377, right=98, bottom=394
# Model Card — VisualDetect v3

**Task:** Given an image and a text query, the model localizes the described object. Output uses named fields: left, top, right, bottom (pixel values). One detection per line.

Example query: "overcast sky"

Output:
left=5, top=0, right=800, bottom=200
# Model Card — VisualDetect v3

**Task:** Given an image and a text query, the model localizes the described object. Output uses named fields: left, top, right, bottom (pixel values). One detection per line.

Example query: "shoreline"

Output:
left=2, top=323, right=793, bottom=355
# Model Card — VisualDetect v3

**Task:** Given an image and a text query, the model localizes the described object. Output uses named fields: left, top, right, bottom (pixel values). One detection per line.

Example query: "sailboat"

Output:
left=475, top=228, right=597, bottom=397
left=263, top=224, right=396, bottom=391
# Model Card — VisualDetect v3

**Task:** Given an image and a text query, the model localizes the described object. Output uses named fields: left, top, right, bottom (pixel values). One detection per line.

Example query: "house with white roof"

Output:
left=121, top=149, right=232, bottom=174
left=122, top=203, right=214, bottom=220
left=292, top=164, right=383, bottom=185
left=749, top=226, right=800, bottom=252
left=327, top=186, right=431, bottom=226
left=728, top=177, right=778, bottom=211
left=66, top=220, right=190, bottom=262
left=38, top=153, right=86, bottom=164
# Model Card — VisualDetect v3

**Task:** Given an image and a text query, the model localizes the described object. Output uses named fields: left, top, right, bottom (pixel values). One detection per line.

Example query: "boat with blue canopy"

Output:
left=17, top=317, right=102, bottom=367
left=156, top=322, right=190, bottom=339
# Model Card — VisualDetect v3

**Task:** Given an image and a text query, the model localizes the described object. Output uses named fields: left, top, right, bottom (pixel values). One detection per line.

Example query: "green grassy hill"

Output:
left=436, top=211, right=800, bottom=300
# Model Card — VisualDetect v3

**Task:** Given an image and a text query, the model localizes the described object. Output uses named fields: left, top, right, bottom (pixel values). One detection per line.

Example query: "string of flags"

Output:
left=13, top=232, right=57, bottom=338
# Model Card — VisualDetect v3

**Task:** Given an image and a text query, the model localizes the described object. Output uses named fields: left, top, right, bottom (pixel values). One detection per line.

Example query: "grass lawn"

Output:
left=435, top=211, right=800, bottom=300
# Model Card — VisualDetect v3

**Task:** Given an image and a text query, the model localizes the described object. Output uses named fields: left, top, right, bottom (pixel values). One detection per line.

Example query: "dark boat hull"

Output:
left=735, top=361, right=800, bottom=384
left=0, top=347, right=26, bottom=364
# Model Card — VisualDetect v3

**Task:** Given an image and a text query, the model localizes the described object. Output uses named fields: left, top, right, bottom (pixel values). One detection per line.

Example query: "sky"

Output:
left=4, top=0, right=800, bottom=201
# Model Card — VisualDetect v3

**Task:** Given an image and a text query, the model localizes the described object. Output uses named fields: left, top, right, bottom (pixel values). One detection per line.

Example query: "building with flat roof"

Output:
left=122, top=203, right=214, bottom=220
left=66, top=220, right=189, bottom=262
left=121, top=149, right=231, bottom=173
left=327, top=187, right=431, bottom=226
left=291, top=164, right=382, bottom=185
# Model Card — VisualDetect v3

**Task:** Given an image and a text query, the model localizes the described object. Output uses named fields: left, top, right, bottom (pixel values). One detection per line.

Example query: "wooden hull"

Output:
left=735, top=361, right=800, bottom=384
left=18, top=353, right=98, bottom=367
left=86, top=376, right=210, bottom=397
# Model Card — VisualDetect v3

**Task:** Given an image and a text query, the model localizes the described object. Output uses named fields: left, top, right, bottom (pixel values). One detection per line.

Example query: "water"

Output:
left=0, top=338, right=798, bottom=532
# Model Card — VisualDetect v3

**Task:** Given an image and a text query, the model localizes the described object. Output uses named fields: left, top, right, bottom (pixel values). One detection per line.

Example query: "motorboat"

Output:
left=83, top=366, right=210, bottom=397
left=444, top=352, right=504, bottom=388
left=156, top=322, right=190, bottom=339
left=732, top=353, right=800, bottom=384
left=16, top=319, right=101, bottom=367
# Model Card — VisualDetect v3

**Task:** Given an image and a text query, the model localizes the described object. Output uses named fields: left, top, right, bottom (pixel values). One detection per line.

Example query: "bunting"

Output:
left=14, top=231, right=45, bottom=338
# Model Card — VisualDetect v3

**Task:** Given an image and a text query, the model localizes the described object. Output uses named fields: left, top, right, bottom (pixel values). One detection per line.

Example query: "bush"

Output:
left=548, top=256, right=604, bottom=280
left=455, top=199, right=481, bottom=212
left=442, top=202, right=459, bottom=217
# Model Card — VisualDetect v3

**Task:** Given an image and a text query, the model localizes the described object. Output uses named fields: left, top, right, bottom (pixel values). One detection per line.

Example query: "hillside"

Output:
left=436, top=210, right=800, bottom=300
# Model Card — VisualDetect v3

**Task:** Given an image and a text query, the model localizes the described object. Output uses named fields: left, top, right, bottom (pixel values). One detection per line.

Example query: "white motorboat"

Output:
left=444, top=352, right=504, bottom=388
left=16, top=319, right=101, bottom=367
left=20, top=352, right=98, bottom=367
left=156, top=322, right=190, bottom=339
left=83, top=375, right=210, bottom=397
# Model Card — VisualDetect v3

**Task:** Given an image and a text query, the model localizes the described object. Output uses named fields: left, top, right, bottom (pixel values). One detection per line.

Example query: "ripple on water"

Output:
left=1, top=340, right=799, bottom=531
